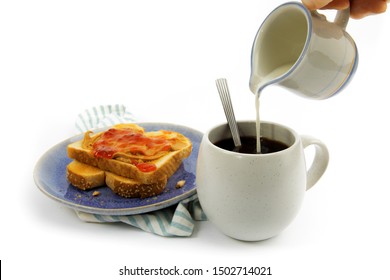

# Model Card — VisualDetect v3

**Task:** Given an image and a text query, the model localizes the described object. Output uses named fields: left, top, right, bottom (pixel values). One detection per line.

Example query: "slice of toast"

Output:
left=66, top=160, right=105, bottom=190
left=66, top=160, right=168, bottom=198
left=67, top=124, right=192, bottom=184
left=105, top=172, right=167, bottom=198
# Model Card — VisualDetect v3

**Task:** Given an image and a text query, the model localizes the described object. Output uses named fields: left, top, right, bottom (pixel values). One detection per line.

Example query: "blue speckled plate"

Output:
left=34, top=123, right=202, bottom=215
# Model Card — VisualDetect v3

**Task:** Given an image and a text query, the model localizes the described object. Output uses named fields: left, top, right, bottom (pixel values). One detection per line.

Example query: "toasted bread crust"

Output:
left=66, top=161, right=169, bottom=198
left=67, top=128, right=192, bottom=184
left=66, top=124, right=192, bottom=198
left=66, top=161, right=105, bottom=190
left=105, top=172, right=167, bottom=198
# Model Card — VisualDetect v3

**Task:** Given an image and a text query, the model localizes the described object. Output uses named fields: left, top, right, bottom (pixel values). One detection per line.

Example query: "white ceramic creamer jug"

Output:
left=249, top=1, right=358, bottom=99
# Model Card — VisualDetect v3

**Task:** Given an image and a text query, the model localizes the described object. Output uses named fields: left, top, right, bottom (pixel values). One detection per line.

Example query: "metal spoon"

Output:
left=215, top=78, right=241, bottom=149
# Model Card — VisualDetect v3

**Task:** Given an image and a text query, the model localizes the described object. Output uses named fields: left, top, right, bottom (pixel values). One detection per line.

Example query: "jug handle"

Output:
left=311, top=7, right=350, bottom=30
left=334, top=8, right=350, bottom=30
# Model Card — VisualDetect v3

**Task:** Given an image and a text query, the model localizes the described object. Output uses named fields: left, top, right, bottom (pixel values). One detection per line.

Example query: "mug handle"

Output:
left=301, top=135, right=330, bottom=190
left=311, top=8, right=350, bottom=30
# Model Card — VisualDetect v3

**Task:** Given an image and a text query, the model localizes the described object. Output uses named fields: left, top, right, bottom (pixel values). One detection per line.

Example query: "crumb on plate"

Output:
left=92, top=191, right=100, bottom=197
left=176, top=180, right=186, bottom=188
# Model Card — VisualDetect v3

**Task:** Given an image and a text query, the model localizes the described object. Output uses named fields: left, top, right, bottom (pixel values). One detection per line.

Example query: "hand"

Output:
left=302, top=0, right=388, bottom=19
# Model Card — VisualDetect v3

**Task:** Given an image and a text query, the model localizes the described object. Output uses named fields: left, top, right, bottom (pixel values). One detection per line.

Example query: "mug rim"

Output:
left=205, top=120, right=300, bottom=157
left=250, top=1, right=312, bottom=92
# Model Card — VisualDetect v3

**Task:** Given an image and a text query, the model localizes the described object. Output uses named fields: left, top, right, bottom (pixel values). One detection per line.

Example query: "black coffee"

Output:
left=214, top=136, right=289, bottom=154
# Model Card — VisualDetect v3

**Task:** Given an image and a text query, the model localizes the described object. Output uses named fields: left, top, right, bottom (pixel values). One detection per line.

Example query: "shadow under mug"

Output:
left=196, top=121, right=329, bottom=241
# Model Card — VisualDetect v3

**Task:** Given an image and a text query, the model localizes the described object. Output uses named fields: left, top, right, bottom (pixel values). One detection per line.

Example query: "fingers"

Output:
left=322, top=0, right=350, bottom=10
left=302, top=0, right=349, bottom=10
left=301, top=0, right=333, bottom=10
left=350, top=0, right=388, bottom=19
left=302, top=0, right=387, bottom=19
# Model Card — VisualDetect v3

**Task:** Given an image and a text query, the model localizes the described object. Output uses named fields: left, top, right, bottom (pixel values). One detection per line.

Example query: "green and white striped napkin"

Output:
left=73, top=105, right=206, bottom=237
left=75, top=104, right=136, bottom=132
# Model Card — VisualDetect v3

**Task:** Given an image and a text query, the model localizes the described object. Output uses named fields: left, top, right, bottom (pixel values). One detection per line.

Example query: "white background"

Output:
left=1, top=0, right=389, bottom=279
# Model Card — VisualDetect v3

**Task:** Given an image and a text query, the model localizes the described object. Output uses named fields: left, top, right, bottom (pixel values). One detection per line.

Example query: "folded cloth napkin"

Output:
left=73, top=105, right=206, bottom=237
left=75, top=104, right=136, bottom=132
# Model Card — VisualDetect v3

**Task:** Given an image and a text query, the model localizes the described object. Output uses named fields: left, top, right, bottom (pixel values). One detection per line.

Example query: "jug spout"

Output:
left=250, top=63, right=296, bottom=94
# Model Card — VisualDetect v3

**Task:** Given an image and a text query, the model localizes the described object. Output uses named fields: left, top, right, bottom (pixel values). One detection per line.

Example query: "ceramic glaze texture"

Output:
left=281, top=10, right=358, bottom=98
left=196, top=121, right=329, bottom=241
left=249, top=2, right=358, bottom=99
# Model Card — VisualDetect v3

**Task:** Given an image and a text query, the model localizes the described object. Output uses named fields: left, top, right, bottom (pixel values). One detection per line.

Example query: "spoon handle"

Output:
left=216, top=79, right=241, bottom=147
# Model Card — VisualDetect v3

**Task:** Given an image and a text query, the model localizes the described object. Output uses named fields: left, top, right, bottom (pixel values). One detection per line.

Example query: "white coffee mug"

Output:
left=249, top=1, right=358, bottom=99
left=196, top=121, right=329, bottom=241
